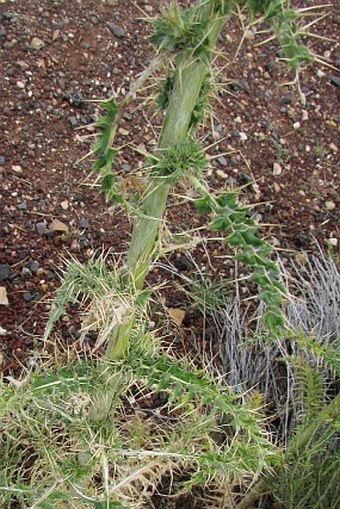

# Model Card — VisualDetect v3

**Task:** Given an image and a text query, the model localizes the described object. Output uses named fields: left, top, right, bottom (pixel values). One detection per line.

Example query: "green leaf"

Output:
left=210, top=215, right=232, bottom=231
left=195, top=195, right=214, bottom=214
left=100, top=99, right=119, bottom=117
left=216, top=192, right=239, bottom=208
left=236, top=247, right=277, bottom=271
left=259, top=290, right=282, bottom=307
left=241, top=229, right=263, bottom=247
left=228, top=209, right=248, bottom=224
left=149, top=1, right=209, bottom=54
left=246, top=0, right=273, bottom=17
left=264, top=309, right=285, bottom=330
left=157, top=73, right=175, bottom=111
left=152, top=140, right=207, bottom=183
left=135, top=288, right=153, bottom=307
left=93, top=155, right=108, bottom=173
left=226, top=231, right=245, bottom=246
left=251, top=267, right=278, bottom=287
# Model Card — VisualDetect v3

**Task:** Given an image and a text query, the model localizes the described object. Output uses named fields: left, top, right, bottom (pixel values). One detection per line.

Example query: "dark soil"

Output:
left=0, top=0, right=339, bottom=375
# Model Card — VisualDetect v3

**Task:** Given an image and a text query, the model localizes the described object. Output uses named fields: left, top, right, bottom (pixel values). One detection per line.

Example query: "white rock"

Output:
left=216, top=169, right=228, bottom=180
left=49, top=219, right=69, bottom=232
left=325, top=201, right=336, bottom=211
left=30, top=37, right=45, bottom=50
left=273, top=162, right=282, bottom=176
left=0, top=287, right=9, bottom=306
left=239, top=131, right=248, bottom=141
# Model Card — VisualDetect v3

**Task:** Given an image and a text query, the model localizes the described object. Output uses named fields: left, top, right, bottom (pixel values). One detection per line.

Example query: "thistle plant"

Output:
left=46, top=0, right=330, bottom=355
left=11, top=1, right=334, bottom=507
left=0, top=333, right=280, bottom=508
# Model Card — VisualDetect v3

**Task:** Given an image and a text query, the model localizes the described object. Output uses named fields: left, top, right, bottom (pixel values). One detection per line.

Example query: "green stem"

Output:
left=127, top=44, right=224, bottom=286
left=106, top=59, right=205, bottom=360
left=106, top=6, right=227, bottom=361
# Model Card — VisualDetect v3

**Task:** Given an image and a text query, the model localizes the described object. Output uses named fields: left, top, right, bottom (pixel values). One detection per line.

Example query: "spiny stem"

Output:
left=104, top=5, right=229, bottom=361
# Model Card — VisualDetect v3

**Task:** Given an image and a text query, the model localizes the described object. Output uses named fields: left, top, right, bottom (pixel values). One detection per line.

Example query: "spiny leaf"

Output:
left=264, top=309, right=285, bottom=330
left=91, top=99, right=122, bottom=203
left=194, top=188, right=285, bottom=331
left=151, top=139, right=207, bottom=184
left=149, top=1, right=209, bottom=55
left=195, top=195, right=214, bottom=214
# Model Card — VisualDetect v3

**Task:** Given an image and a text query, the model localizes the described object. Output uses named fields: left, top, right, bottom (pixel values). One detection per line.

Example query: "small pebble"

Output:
left=325, top=201, right=336, bottom=211
left=36, top=221, right=48, bottom=236
left=217, top=156, right=227, bottom=167
left=330, top=75, right=340, bottom=87
left=79, top=218, right=90, bottom=229
left=216, top=169, right=228, bottom=180
left=90, top=15, right=100, bottom=25
left=29, top=261, right=40, bottom=273
left=273, top=162, right=282, bottom=176
left=49, top=219, right=69, bottom=232
left=30, top=37, right=45, bottom=50
left=22, top=267, right=32, bottom=277
left=107, top=23, right=125, bottom=38
left=0, top=264, right=11, bottom=281
left=0, top=287, right=9, bottom=306
left=68, top=116, right=78, bottom=127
